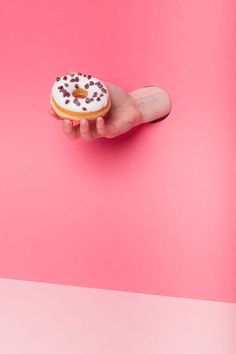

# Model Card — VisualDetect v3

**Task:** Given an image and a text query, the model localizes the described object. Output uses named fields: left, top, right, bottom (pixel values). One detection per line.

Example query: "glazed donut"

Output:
left=50, top=72, right=111, bottom=121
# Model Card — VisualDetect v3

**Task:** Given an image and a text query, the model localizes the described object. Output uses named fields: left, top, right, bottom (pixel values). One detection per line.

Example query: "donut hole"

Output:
left=72, top=88, right=88, bottom=99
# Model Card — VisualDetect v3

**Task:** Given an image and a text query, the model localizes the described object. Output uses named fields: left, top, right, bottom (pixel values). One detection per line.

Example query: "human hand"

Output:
left=49, top=80, right=172, bottom=141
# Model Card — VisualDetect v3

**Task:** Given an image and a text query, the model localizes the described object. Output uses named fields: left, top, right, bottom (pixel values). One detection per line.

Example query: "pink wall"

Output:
left=0, top=0, right=235, bottom=303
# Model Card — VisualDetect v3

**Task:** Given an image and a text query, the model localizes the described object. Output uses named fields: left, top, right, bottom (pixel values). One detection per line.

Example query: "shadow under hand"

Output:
left=149, top=112, right=171, bottom=124
left=71, top=114, right=169, bottom=174
left=93, top=111, right=170, bottom=152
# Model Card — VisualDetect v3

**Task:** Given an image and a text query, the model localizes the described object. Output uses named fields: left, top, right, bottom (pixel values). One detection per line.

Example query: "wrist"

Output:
left=129, top=94, right=145, bottom=127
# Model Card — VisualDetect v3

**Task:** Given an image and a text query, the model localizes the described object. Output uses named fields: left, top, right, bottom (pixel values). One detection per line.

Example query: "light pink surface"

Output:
left=0, top=0, right=235, bottom=302
left=0, top=278, right=235, bottom=354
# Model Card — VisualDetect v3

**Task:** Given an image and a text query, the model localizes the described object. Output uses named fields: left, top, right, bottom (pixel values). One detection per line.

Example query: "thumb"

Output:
left=130, top=86, right=172, bottom=124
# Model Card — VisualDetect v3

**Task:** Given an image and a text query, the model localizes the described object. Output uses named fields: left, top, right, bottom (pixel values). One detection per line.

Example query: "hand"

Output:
left=48, top=80, right=172, bottom=141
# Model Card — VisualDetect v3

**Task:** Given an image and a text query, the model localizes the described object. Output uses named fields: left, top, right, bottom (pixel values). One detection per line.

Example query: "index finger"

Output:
left=48, top=108, right=62, bottom=120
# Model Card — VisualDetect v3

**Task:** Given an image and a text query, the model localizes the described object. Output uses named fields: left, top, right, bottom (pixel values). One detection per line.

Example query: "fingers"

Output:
left=79, top=119, right=93, bottom=141
left=48, top=108, right=62, bottom=120
left=63, top=119, right=79, bottom=140
left=96, top=116, right=106, bottom=136
left=48, top=108, right=56, bottom=116
left=63, top=118, right=92, bottom=141
left=79, top=117, right=106, bottom=141
left=51, top=111, right=107, bottom=141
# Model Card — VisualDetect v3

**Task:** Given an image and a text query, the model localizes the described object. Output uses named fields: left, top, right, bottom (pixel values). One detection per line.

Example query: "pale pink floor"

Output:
left=0, top=278, right=235, bottom=354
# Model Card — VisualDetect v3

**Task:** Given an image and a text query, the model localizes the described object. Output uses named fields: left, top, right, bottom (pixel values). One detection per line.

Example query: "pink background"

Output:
left=0, top=0, right=235, bottom=303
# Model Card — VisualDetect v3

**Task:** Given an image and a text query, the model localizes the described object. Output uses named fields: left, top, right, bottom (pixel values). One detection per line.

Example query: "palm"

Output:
left=100, top=81, right=141, bottom=137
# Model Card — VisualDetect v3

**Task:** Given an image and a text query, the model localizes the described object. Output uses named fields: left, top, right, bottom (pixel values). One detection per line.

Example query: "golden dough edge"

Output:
left=50, top=96, right=111, bottom=121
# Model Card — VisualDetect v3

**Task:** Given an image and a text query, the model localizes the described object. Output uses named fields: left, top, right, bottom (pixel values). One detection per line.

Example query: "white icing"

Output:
left=51, top=72, right=109, bottom=113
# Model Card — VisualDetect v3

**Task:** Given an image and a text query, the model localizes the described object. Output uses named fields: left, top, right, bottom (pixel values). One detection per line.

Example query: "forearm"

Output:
left=130, top=86, right=172, bottom=125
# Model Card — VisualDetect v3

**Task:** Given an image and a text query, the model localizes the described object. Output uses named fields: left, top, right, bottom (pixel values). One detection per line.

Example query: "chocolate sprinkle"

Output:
left=56, top=77, right=60, bottom=81
left=93, top=92, right=98, bottom=97
left=70, top=78, right=75, bottom=82
left=65, top=100, right=70, bottom=104
left=74, top=77, right=79, bottom=82
left=82, top=107, right=87, bottom=111
left=84, top=83, right=89, bottom=89
left=58, top=85, right=63, bottom=89
left=73, top=98, right=81, bottom=106
left=97, top=97, right=101, bottom=101
left=63, top=91, right=70, bottom=97
left=63, top=76, right=67, bottom=80
left=69, top=73, right=75, bottom=77
left=77, top=72, right=82, bottom=75
left=75, top=84, right=79, bottom=89
left=65, top=83, right=69, bottom=87
left=89, top=81, right=94, bottom=85
left=101, top=88, right=107, bottom=93
left=87, top=75, right=91, bottom=79
left=85, top=97, right=90, bottom=103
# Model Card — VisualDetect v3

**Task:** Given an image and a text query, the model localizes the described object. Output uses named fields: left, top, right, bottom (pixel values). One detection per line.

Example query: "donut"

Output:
left=50, top=72, right=111, bottom=121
